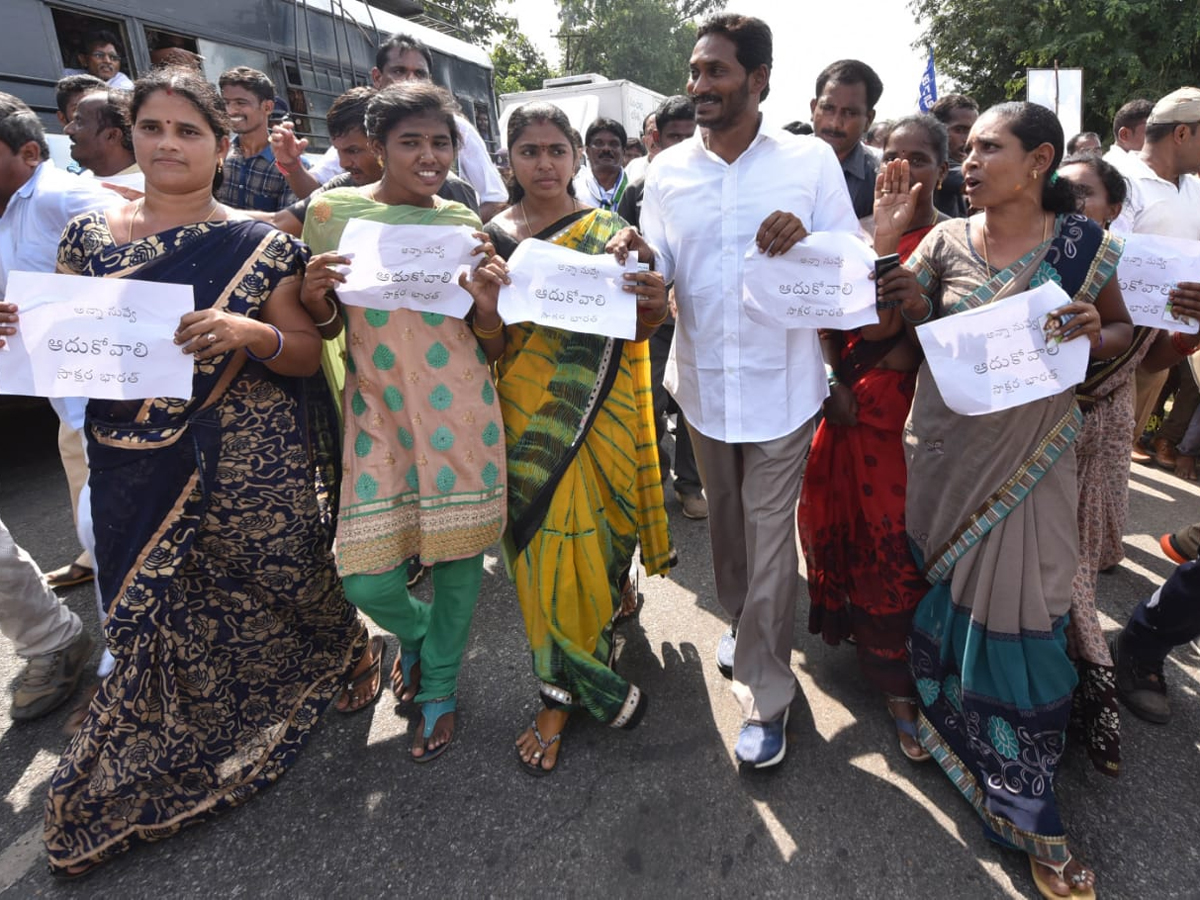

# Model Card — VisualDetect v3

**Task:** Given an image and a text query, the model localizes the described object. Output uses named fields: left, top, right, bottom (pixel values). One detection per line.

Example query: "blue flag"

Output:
left=918, top=48, right=937, bottom=112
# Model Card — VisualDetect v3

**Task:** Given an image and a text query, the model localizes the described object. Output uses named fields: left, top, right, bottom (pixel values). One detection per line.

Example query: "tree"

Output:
left=909, top=0, right=1200, bottom=136
left=555, top=0, right=723, bottom=95
left=491, top=32, right=558, bottom=95
left=420, top=0, right=515, bottom=46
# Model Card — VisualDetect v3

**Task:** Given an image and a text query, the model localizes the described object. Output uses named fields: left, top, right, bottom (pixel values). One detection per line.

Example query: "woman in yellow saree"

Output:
left=476, top=103, right=672, bottom=774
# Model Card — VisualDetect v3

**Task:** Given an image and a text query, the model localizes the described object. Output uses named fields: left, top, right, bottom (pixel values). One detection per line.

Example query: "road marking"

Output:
left=0, top=823, right=43, bottom=893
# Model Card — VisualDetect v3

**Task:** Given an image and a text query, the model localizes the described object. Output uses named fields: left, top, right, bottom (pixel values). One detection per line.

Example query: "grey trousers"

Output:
left=0, top=511, right=80, bottom=658
left=687, top=419, right=814, bottom=723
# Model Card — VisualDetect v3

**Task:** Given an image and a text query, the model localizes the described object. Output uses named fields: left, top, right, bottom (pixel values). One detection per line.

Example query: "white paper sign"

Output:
left=498, top=239, right=638, bottom=340
left=0, top=271, right=194, bottom=400
left=916, top=280, right=1089, bottom=416
left=741, top=231, right=878, bottom=330
left=1114, top=233, right=1200, bottom=334
left=336, top=219, right=479, bottom=317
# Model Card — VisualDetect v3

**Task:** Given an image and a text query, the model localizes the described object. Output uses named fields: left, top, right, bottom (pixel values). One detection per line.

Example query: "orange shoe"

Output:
left=1159, top=533, right=1191, bottom=565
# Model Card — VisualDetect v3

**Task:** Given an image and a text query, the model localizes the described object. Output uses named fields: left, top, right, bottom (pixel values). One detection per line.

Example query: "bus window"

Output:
left=145, top=29, right=202, bottom=70
left=195, top=40, right=272, bottom=86
left=282, top=58, right=363, bottom=150
left=50, top=7, right=135, bottom=87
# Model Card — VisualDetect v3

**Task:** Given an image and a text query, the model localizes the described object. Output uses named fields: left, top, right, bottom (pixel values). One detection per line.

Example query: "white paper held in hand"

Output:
left=335, top=219, right=479, bottom=317
left=0, top=271, right=193, bottom=400
left=741, top=231, right=878, bottom=330
left=498, top=240, right=639, bottom=340
left=916, top=280, right=1090, bottom=416
left=1113, top=232, right=1200, bottom=334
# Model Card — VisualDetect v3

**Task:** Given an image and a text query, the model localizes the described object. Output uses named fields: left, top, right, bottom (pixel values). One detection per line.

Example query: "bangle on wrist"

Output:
left=471, top=318, right=504, bottom=339
left=901, top=294, right=934, bottom=324
left=1171, top=330, right=1200, bottom=356
left=313, top=294, right=339, bottom=328
left=246, top=323, right=284, bottom=362
left=638, top=308, right=669, bottom=328
left=825, top=364, right=841, bottom=387
left=274, top=159, right=299, bottom=177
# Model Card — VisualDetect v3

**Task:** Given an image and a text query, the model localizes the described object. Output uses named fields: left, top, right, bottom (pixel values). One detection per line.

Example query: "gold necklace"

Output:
left=129, top=198, right=220, bottom=243
left=981, top=212, right=1049, bottom=272
left=519, top=198, right=577, bottom=238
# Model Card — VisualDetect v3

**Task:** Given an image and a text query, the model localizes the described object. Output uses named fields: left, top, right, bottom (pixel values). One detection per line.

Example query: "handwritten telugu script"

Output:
left=742, top=231, right=878, bottom=330
left=336, top=220, right=479, bottom=317
left=0, top=271, right=193, bottom=400
left=498, top=239, right=638, bottom=340
left=1113, top=232, right=1200, bottom=334
left=916, top=280, right=1089, bottom=416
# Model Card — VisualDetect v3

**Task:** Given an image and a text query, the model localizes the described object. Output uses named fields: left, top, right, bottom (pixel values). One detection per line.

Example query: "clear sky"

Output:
left=503, top=0, right=933, bottom=125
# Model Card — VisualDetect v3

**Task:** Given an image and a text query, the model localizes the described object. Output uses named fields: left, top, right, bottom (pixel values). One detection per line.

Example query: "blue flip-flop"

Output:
left=412, top=696, right=456, bottom=764
left=392, top=648, right=421, bottom=703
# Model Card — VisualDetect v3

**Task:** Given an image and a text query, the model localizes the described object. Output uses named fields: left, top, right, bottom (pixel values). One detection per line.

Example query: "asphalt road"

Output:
left=0, top=400, right=1197, bottom=899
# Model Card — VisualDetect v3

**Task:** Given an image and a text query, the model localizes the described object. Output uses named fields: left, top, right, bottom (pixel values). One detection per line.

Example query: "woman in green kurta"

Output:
left=301, top=83, right=509, bottom=762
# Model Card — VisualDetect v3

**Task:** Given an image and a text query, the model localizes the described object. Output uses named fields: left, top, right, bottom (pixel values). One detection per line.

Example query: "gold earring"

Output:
left=937, top=179, right=944, bottom=190
left=1032, top=169, right=1039, bottom=180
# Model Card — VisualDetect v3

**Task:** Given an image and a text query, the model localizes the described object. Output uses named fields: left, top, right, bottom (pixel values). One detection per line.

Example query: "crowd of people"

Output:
left=0, top=11, right=1197, bottom=897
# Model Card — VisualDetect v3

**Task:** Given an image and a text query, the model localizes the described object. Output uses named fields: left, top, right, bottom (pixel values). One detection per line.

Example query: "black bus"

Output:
left=1, top=0, right=500, bottom=152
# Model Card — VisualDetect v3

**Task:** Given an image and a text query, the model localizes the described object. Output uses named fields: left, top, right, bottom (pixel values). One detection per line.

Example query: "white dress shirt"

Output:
left=1109, top=153, right=1200, bottom=239
left=0, top=161, right=118, bottom=298
left=1101, top=145, right=1133, bottom=176
left=641, top=126, right=859, bottom=443
left=311, top=114, right=507, bottom=204
left=63, top=68, right=134, bottom=90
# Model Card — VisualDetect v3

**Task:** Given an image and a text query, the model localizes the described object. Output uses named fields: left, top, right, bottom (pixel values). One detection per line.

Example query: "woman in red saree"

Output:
left=797, top=115, right=950, bottom=761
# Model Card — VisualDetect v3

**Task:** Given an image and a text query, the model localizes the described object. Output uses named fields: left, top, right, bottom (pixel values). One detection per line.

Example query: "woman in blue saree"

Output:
left=42, top=69, right=368, bottom=876
left=902, top=103, right=1130, bottom=899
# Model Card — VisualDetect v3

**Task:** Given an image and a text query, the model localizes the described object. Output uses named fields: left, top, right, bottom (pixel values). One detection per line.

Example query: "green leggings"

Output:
left=342, top=554, right=483, bottom=702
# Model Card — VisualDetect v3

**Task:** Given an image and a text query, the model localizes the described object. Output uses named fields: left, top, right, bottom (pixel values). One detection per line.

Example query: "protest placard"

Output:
left=336, top=220, right=479, bottom=317
left=1114, top=232, right=1200, bottom=334
left=498, top=239, right=639, bottom=340
left=916, top=280, right=1090, bottom=415
left=741, top=231, right=878, bottom=330
left=0, top=271, right=193, bottom=400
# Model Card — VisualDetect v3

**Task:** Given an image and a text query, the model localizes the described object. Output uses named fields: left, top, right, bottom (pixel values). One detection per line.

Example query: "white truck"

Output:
left=498, top=74, right=666, bottom=146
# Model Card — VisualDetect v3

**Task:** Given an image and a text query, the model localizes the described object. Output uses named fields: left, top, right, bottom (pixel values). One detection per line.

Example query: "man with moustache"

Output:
left=64, top=89, right=138, bottom=181
left=930, top=93, right=977, bottom=217
left=638, top=14, right=858, bottom=768
left=63, top=31, right=133, bottom=90
left=573, top=117, right=630, bottom=211
left=215, top=67, right=311, bottom=212
left=810, top=58, right=883, bottom=219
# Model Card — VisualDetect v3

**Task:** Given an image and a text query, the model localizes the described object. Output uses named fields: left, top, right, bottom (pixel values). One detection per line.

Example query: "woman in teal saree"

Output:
left=902, top=103, right=1130, bottom=900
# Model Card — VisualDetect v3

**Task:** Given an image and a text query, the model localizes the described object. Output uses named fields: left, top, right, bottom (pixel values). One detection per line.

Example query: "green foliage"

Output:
left=421, top=0, right=516, bottom=46
left=556, top=0, right=723, bottom=94
left=909, top=0, right=1200, bottom=136
left=491, top=32, right=558, bottom=94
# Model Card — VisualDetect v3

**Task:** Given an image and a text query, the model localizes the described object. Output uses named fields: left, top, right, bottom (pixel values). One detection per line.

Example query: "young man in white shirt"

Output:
left=1109, top=88, right=1200, bottom=467
left=0, top=94, right=109, bottom=718
left=638, top=14, right=859, bottom=768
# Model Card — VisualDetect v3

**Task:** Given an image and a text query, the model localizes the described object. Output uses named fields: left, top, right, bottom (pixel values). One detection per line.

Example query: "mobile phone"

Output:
left=875, top=254, right=901, bottom=279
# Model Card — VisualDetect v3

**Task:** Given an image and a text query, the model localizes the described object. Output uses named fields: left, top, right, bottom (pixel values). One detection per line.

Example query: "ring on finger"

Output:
left=206, top=332, right=218, bottom=342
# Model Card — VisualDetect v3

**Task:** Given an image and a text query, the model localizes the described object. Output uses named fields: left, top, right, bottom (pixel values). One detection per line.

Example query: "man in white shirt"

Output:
left=64, top=89, right=139, bottom=182
left=1110, top=87, right=1200, bottom=466
left=640, top=14, right=858, bottom=768
left=62, top=30, right=134, bottom=91
left=0, top=93, right=109, bottom=718
left=1102, top=98, right=1152, bottom=175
